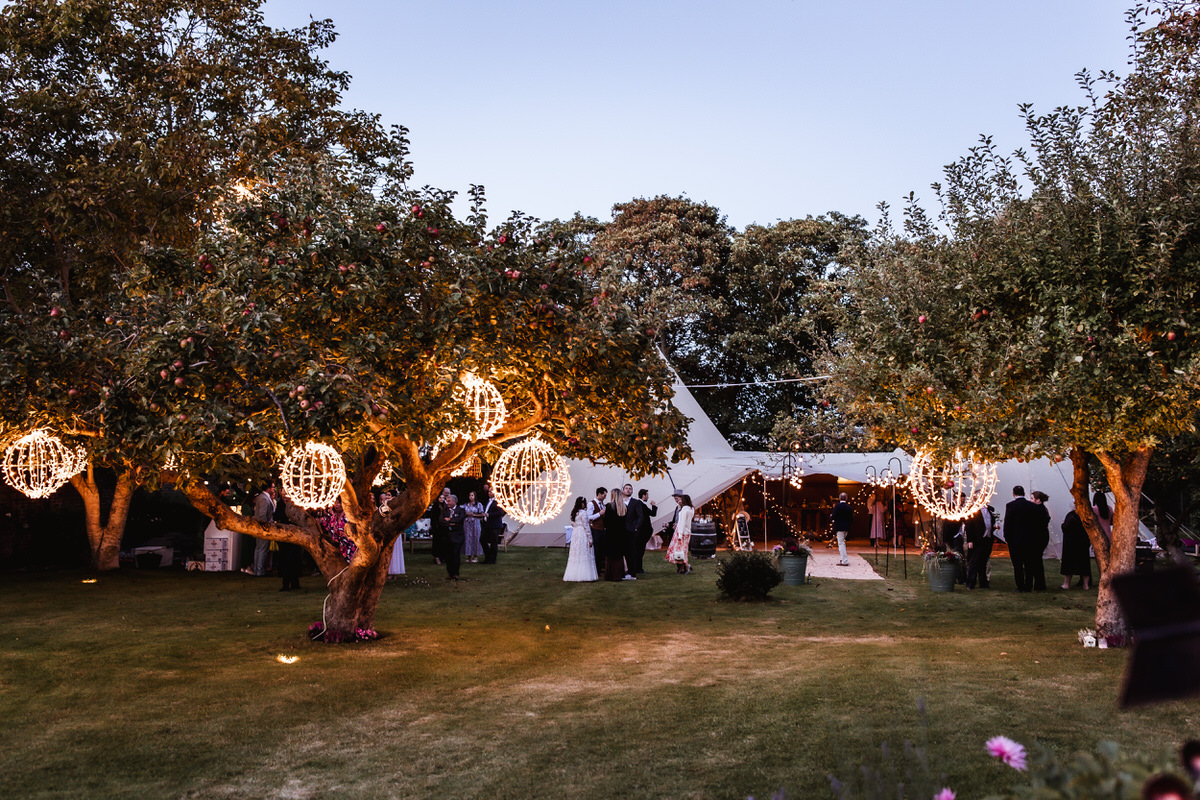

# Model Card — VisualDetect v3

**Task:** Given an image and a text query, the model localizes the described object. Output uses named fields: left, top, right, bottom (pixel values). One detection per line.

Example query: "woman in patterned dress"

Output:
left=665, top=493, right=694, bottom=574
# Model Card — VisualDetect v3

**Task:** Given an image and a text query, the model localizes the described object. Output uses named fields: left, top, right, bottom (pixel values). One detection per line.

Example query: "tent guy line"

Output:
left=684, top=376, right=831, bottom=389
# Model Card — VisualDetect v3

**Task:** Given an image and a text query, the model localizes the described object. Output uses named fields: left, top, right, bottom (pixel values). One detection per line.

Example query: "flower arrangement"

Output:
left=773, top=536, right=813, bottom=558
left=922, top=545, right=962, bottom=566
left=308, top=621, right=379, bottom=643
left=1077, top=628, right=1098, bottom=647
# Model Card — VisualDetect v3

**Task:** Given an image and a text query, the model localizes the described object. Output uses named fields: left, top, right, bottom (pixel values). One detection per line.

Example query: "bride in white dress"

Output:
left=563, top=497, right=598, bottom=582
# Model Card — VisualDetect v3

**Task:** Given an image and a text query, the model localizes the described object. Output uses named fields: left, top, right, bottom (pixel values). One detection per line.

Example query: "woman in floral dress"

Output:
left=462, top=491, right=485, bottom=563
left=665, top=493, right=694, bottom=574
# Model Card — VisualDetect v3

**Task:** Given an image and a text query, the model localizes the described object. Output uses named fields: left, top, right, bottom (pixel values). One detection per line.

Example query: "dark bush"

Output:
left=716, top=551, right=782, bottom=601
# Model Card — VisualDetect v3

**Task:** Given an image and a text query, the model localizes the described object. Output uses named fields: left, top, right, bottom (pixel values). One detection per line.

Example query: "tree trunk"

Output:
left=180, top=475, right=424, bottom=641
left=1070, top=446, right=1153, bottom=645
left=68, top=466, right=139, bottom=571
left=319, top=554, right=391, bottom=639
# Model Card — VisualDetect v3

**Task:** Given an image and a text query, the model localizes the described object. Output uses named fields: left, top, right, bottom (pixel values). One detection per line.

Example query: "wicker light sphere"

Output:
left=490, top=436, right=570, bottom=524
left=909, top=448, right=997, bottom=521
left=451, top=452, right=483, bottom=478
left=2, top=429, right=85, bottom=499
left=280, top=441, right=346, bottom=509
left=453, top=373, right=507, bottom=440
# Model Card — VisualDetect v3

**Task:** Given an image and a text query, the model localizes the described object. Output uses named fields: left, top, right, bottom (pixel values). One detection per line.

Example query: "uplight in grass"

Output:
left=276, top=654, right=299, bottom=665
left=81, top=579, right=97, bottom=584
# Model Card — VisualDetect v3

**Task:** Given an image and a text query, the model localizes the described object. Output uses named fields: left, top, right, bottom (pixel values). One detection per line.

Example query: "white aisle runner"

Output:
left=805, top=550, right=884, bottom=580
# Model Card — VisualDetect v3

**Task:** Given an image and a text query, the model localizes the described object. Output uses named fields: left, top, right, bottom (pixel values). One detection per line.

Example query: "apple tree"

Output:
left=824, top=1, right=1200, bottom=640
left=117, top=152, right=694, bottom=639
left=0, top=0, right=400, bottom=568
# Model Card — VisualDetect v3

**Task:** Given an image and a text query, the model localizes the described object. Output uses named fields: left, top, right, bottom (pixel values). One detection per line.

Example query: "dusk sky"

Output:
left=262, top=1, right=1134, bottom=230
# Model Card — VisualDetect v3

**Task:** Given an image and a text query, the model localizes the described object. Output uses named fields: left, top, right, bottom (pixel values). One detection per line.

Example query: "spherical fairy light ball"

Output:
left=280, top=441, right=346, bottom=509
left=909, top=448, right=997, bottom=521
left=451, top=452, right=483, bottom=478
left=490, top=436, right=571, bottom=524
left=2, top=429, right=86, bottom=499
left=453, top=373, right=507, bottom=440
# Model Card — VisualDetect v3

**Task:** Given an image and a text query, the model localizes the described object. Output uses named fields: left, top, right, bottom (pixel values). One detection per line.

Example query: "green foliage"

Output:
left=0, top=0, right=694, bottom=607
left=715, top=550, right=782, bottom=601
left=0, top=0, right=403, bottom=472
left=587, top=196, right=867, bottom=448
left=983, top=740, right=1179, bottom=800
left=826, top=3, right=1200, bottom=462
left=829, top=738, right=944, bottom=800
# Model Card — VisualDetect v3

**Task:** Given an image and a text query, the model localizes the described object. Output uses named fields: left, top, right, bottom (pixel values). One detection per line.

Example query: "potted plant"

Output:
left=774, top=536, right=813, bottom=586
left=923, top=546, right=962, bottom=592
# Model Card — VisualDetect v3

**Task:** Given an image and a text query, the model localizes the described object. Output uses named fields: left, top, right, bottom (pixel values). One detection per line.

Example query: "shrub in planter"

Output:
left=716, top=551, right=782, bottom=601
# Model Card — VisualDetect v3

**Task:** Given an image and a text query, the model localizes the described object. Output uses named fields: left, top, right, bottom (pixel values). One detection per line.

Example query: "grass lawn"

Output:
left=0, top=546, right=1194, bottom=800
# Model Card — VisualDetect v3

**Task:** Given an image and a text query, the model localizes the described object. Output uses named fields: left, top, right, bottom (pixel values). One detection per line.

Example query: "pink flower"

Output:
left=986, top=735, right=1027, bottom=771
left=933, top=789, right=956, bottom=800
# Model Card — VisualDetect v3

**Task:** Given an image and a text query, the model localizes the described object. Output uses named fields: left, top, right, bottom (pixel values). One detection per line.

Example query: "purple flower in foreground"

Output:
left=933, top=788, right=956, bottom=800
left=986, top=735, right=1028, bottom=771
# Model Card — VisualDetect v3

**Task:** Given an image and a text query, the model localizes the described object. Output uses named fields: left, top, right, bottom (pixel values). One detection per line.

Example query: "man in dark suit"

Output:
left=480, top=482, right=505, bottom=564
left=831, top=492, right=853, bottom=566
left=1004, top=486, right=1038, bottom=592
left=625, top=487, right=658, bottom=575
left=427, top=487, right=451, bottom=565
left=442, top=493, right=466, bottom=580
left=963, top=506, right=993, bottom=589
left=588, top=487, right=608, bottom=577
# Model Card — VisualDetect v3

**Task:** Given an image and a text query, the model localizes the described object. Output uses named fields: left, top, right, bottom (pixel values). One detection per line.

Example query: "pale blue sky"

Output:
left=263, top=0, right=1133, bottom=230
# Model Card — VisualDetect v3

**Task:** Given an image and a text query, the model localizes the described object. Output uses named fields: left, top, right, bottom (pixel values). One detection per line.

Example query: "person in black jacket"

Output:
left=480, top=482, right=505, bottom=564
left=275, top=485, right=304, bottom=591
left=1003, top=486, right=1041, bottom=592
left=831, top=492, right=853, bottom=566
left=963, top=506, right=993, bottom=589
left=1059, top=509, right=1092, bottom=590
left=1028, top=491, right=1052, bottom=591
left=625, top=488, right=658, bottom=575
left=427, top=487, right=451, bottom=566
left=442, top=493, right=466, bottom=580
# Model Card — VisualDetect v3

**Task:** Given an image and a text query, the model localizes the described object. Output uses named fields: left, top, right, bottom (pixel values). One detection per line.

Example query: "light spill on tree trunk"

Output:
left=68, top=468, right=138, bottom=571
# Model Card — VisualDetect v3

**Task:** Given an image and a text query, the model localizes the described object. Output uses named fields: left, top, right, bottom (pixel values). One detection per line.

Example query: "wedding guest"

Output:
left=244, top=484, right=275, bottom=577
left=831, top=492, right=853, bottom=566
left=480, top=482, right=505, bottom=564
left=604, top=486, right=633, bottom=581
left=1059, top=509, right=1092, bottom=590
left=589, top=487, right=608, bottom=577
left=1004, top=486, right=1038, bottom=592
left=462, top=490, right=485, bottom=564
left=274, top=487, right=303, bottom=591
left=963, top=507, right=992, bottom=589
left=428, top=487, right=451, bottom=565
left=317, top=498, right=355, bottom=563
left=1029, top=491, right=1052, bottom=591
left=563, top=497, right=598, bottom=582
left=665, top=493, right=694, bottom=574
left=442, top=493, right=466, bottom=580
left=625, top=488, right=658, bottom=574
left=868, top=492, right=886, bottom=544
